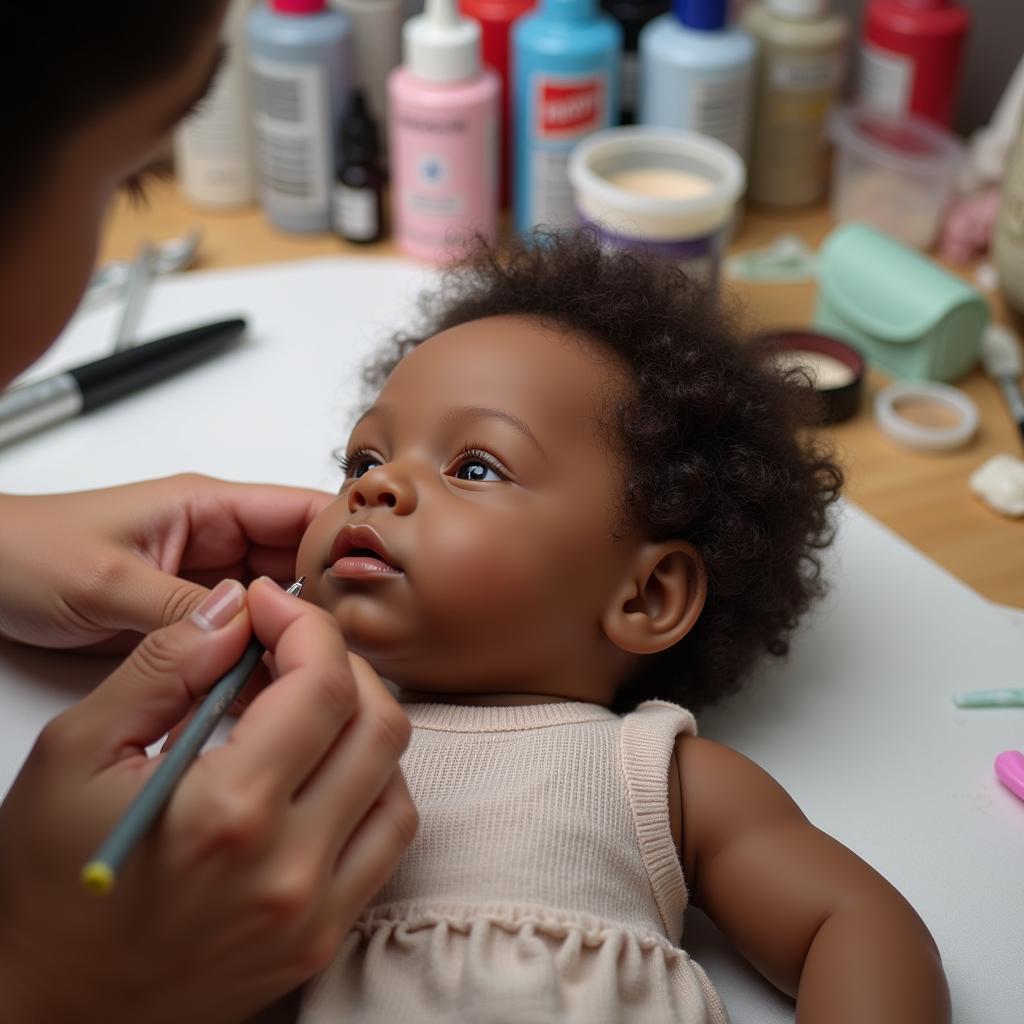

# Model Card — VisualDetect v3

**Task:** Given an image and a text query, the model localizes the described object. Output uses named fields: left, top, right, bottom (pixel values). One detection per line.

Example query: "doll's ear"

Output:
left=601, top=541, right=707, bottom=656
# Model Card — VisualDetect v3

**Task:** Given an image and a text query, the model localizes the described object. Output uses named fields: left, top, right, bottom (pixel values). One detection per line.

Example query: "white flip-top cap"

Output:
left=766, top=0, right=830, bottom=18
left=404, top=0, right=480, bottom=83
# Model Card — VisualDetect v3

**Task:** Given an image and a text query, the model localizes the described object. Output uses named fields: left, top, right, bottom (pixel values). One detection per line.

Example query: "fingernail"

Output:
left=191, top=579, right=245, bottom=631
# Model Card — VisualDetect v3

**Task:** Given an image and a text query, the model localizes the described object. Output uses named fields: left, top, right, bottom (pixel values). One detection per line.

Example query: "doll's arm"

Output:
left=675, top=735, right=951, bottom=1024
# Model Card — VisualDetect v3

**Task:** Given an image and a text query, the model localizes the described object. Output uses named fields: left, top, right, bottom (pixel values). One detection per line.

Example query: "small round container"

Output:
left=828, top=106, right=965, bottom=250
left=759, top=330, right=865, bottom=425
left=568, top=126, right=746, bottom=288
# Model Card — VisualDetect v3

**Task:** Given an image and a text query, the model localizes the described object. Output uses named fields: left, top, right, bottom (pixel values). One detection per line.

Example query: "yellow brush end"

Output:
left=80, top=861, right=116, bottom=895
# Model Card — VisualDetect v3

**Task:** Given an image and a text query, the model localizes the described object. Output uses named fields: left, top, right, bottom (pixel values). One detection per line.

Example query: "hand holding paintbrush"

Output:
left=0, top=577, right=415, bottom=1021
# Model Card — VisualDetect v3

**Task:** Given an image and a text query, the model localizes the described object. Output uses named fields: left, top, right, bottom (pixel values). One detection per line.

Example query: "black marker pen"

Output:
left=0, top=318, right=247, bottom=448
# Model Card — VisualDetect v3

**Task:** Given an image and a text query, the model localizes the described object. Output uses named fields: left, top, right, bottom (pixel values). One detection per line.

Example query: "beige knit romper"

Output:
left=300, top=699, right=729, bottom=1024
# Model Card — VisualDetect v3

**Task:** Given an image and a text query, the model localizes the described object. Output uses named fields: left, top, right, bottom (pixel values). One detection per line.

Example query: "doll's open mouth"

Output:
left=328, top=524, right=404, bottom=577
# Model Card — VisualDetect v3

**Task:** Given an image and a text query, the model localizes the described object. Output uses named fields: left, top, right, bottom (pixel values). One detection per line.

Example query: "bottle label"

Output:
left=771, top=53, right=844, bottom=94
left=333, top=184, right=378, bottom=241
left=529, top=72, right=608, bottom=228
left=250, top=54, right=330, bottom=216
left=689, top=72, right=752, bottom=159
left=860, top=43, right=913, bottom=118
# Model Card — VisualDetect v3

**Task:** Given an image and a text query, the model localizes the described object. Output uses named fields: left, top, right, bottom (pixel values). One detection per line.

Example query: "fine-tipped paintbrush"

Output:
left=980, top=324, right=1024, bottom=448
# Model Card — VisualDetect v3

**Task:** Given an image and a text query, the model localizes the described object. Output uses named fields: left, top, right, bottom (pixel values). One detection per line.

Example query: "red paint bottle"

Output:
left=461, top=0, right=538, bottom=207
left=859, top=0, right=970, bottom=128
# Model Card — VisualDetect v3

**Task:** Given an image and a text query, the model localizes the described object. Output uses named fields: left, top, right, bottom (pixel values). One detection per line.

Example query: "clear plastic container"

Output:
left=567, top=126, right=745, bottom=288
left=827, top=106, right=964, bottom=250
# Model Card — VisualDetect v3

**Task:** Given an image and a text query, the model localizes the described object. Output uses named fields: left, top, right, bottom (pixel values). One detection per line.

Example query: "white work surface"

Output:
left=1, top=258, right=1021, bottom=1022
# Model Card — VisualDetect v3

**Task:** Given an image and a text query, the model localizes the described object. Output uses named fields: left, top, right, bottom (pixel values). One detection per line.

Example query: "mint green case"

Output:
left=814, top=223, right=989, bottom=382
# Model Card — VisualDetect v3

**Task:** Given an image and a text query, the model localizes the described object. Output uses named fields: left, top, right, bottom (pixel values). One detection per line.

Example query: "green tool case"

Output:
left=814, top=223, right=989, bottom=381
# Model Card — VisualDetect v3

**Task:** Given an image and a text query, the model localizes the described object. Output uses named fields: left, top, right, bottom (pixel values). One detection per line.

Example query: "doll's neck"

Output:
left=395, top=689, right=581, bottom=707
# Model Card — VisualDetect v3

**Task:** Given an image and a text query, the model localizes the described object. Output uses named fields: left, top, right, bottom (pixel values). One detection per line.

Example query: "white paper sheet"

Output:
left=1, top=257, right=1020, bottom=1022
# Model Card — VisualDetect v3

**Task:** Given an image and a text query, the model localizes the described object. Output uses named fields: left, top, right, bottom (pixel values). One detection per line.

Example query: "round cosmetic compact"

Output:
left=874, top=381, right=980, bottom=452
left=758, top=330, right=865, bottom=424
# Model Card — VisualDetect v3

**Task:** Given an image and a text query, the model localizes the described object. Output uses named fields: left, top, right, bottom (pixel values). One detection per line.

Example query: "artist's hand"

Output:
left=0, top=473, right=333, bottom=650
left=0, top=577, right=416, bottom=1024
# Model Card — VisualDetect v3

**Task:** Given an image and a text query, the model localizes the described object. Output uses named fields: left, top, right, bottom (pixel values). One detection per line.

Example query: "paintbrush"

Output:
left=980, top=324, right=1024, bottom=447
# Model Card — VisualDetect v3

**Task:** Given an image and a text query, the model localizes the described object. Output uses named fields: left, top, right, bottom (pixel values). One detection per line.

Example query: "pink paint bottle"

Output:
left=389, top=0, right=500, bottom=262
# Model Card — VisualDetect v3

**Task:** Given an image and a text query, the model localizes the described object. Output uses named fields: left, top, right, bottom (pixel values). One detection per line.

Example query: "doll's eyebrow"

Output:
left=442, top=406, right=548, bottom=460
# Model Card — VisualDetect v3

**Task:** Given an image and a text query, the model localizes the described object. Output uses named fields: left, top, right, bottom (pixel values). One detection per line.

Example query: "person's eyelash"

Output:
left=122, top=161, right=174, bottom=207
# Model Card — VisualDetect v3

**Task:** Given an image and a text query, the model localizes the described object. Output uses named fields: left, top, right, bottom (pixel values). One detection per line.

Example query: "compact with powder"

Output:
left=758, top=330, right=865, bottom=424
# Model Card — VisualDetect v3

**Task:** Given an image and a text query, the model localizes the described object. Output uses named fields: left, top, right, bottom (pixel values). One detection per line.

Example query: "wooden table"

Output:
left=100, top=181, right=1024, bottom=607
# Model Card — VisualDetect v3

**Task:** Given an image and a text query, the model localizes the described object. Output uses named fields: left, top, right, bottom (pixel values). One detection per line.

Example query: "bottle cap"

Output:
left=672, top=0, right=727, bottom=30
left=405, top=0, right=481, bottom=82
left=339, top=89, right=380, bottom=160
left=765, top=0, right=829, bottom=18
left=271, top=0, right=326, bottom=13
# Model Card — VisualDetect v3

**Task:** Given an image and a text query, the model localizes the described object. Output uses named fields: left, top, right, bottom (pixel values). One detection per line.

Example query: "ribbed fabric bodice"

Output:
left=301, top=699, right=728, bottom=1024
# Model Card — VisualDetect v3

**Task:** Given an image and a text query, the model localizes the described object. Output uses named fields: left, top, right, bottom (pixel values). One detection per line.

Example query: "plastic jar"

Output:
left=827, top=105, right=964, bottom=250
left=567, top=126, right=745, bottom=287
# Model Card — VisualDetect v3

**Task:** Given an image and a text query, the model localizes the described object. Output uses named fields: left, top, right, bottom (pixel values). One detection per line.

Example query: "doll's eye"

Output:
left=452, top=448, right=507, bottom=482
left=335, top=449, right=381, bottom=479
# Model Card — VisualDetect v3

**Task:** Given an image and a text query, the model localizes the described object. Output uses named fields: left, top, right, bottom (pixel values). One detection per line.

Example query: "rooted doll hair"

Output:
left=364, top=231, right=844, bottom=712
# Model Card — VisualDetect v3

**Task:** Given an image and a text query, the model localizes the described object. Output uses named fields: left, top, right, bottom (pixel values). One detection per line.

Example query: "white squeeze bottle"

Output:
left=248, top=0, right=353, bottom=233
left=639, top=0, right=756, bottom=162
left=174, top=0, right=258, bottom=209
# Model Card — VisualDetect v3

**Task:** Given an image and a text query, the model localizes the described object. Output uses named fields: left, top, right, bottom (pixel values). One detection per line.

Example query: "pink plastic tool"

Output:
left=994, top=751, right=1024, bottom=804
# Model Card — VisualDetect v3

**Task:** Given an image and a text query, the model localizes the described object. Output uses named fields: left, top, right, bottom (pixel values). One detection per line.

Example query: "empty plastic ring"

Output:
left=874, top=381, right=979, bottom=452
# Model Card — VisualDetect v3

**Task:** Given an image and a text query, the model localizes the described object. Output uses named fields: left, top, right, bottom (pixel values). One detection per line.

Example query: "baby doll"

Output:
left=292, top=232, right=951, bottom=1023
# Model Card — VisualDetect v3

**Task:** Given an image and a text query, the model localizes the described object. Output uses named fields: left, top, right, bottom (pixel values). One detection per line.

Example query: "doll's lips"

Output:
left=327, top=523, right=403, bottom=578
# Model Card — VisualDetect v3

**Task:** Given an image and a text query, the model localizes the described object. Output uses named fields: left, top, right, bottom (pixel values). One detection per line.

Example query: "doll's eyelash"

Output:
left=331, top=446, right=509, bottom=479
left=454, top=446, right=509, bottom=479
left=333, top=447, right=375, bottom=477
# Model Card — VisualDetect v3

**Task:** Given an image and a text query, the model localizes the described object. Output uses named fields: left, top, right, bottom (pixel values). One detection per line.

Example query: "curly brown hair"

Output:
left=363, top=231, right=844, bottom=712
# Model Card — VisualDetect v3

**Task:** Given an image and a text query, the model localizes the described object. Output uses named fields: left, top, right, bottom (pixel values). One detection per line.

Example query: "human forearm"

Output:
left=795, top=902, right=951, bottom=1024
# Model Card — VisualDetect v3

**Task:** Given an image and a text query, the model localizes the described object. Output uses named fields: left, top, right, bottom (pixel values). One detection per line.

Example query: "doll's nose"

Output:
left=347, top=464, right=417, bottom=515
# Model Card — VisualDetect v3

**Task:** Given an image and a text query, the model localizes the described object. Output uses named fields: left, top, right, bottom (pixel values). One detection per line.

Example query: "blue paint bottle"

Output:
left=512, top=0, right=621, bottom=234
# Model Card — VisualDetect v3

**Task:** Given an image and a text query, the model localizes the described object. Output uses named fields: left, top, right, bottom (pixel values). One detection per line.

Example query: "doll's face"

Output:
left=296, top=314, right=647, bottom=701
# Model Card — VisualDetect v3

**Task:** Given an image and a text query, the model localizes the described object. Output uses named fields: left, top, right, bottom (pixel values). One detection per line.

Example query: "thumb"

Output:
left=69, top=580, right=254, bottom=768
left=84, top=557, right=215, bottom=635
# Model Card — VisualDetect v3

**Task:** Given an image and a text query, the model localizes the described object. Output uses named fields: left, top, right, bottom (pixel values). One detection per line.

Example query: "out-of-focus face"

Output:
left=297, top=315, right=645, bottom=702
left=0, top=2, right=228, bottom=388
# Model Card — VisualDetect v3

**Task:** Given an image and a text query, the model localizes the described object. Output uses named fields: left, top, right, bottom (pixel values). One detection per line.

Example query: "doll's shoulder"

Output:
left=671, top=734, right=809, bottom=882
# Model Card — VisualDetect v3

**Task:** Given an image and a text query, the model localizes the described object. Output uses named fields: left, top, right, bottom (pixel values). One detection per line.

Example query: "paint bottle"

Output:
left=512, top=0, right=621, bottom=235
left=330, top=0, right=404, bottom=147
left=601, top=0, right=669, bottom=124
left=744, top=0, right=848, bottom=208
left=638, top=0, right=757, bottom=162
left=247, top=0, right=353, bottom=233
left=333, top=89, right=385, bottom=243
left=858, top=0, right=970, bottom=128
left=460, top=0, right=538, bottom=208
left=388, top=0, right=500, bottom=261
left=174, top=0, right=258, bottom=208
